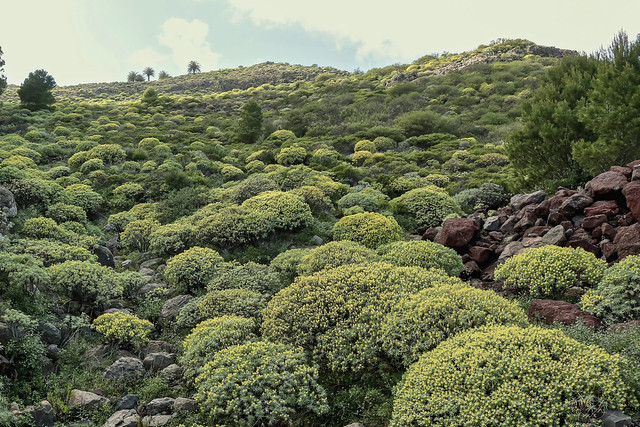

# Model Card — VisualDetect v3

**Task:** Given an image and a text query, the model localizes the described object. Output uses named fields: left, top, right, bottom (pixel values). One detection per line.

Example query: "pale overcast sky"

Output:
left=1, top=0, right=639, bottom=86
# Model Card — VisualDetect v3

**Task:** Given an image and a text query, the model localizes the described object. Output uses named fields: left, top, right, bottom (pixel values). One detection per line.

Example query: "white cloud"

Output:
left=127, top=48, right=166, bottom=71
left=158, top=18, right=221, bottom=73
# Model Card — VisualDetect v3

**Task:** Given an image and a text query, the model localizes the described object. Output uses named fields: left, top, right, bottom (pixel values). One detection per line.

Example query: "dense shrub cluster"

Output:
left=332, top=212, right=403, bottom=248
left=390, top=186, right=461, bottom=229
left=377, top=240, right=463, bottom=276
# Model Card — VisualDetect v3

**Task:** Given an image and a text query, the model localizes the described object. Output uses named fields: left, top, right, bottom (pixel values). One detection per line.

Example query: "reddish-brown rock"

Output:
left=469, top=246, right=493, bottom=264
left=622, top=181, right=640, bottom=221
left=609, top=165, right=632, bottom=178
left=567, top=231, right=600, bottom=256
left=601, top=222, right=617, bottom=241
left=559, top=193, right=593, bottom=216
left=587, top=171, right=628, bottom=197
left=600, top=240, right=617, bottom=260
left=584, top=200, right=619, bottom=217
left=626, top=159, right=640, bottom=169
left=534, top=199, right=552, bottom=217
left=613, top=223, right=640, bottom=260
left=547, top=211, right=568, bottom=225
left=523, top=225, right=550, bottom=237
left=434, top=218, right=479, bottom=248
left=609, top=320, right=640, bottom=331
left=421, top=227, right=439, bottom=242
left=528, top=299, right=601, bottom=328
left=582, top=214, right=607, bottom=230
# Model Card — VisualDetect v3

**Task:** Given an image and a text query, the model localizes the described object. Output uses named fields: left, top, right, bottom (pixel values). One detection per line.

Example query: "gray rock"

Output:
left=510, top=190, right=545, bottom=211
left=602, top=409, right=633, bottom=427
left=344, top=424, right=366, bottom=427
left=103, top=222, right=118, bottom=234
left=46, top=344, right=60, bottom=360
left=103, top=357, right=145, bottom=380
left=173, top=397, right=198, bottom=414
left=498, top=241, right=525, bottom=263
left=141, top=415, right=173, bottom=427
left=159, top=364, right=184, bottom=386
left=159, top=295, right=193, bottom=323
left=37, top=322, right=61, bottom=345
left=142, top=340, right=177, bottom=357
left=483, top=215, right=501, bottom=232
left=84, top=344, right=111, bottom=363
left=632, top=165, right=640, bottom=181
left=140, top=258, right=164, bottom=269
left=540, top=225, right=566, bottom=246
left=137, top=282, right=168, bottom=297
left=121, top=260, right=137, bottom=270
left=311, top=235, right=324, bottom=245
left=146, top=397, right=175, bottom=416
left=0, top=187, right=18, bottom=218
left=68, top=390, right=108, bottom=411
left=116, top=394, right=139, bottom=411
left=106, top=237, right=119, bottom=252
left=143, top=352, right=175, bottom=373
left=138, top=267, right=155, bottom=277
left=26, top=400, right=55, bottom=427
left=559, top=192, right=593, bottom=216
left=94, top=246, right=115, bottom=268
left=0, top=321, right=13, bottom=345
left=104, top=409, right=139, bottom=427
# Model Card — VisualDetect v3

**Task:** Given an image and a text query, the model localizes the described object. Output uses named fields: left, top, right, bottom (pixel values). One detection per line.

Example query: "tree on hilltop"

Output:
left=17, top=69, right=56, bottom=111
left=158, top=70, right=170, bottom=80
left=127, top=71, right=145, bottom=83
left=187, top=61, right=201, bottom=74
left=0, top=46, right=6, bottom=96
left=142, top=67, right=155, bottom=81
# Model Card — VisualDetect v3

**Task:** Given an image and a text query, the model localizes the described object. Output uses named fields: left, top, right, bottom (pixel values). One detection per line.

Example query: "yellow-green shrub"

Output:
left=194, top=341, right=328, bottom=425
left=91, top=312, right=153, bottom=347
left=21, top=217, right=63, bottom=239
left=241, top=190, right=312, bottom=233
left=390, top=186, right=461, bottom=229
left=332, top=212, right=403, bottom=249
left=351, top=150, right=372, bottom=166
left=354, top=139, right=376, bottom=153
left=63, top=184, right=103, bottom=214
left=495, top=245, right=606, bottom=298
left=391, top=325, right=636, bottom=426
left=297, top=241, right=379, bottom=275
left=198, top=289, right=267, bottom=320
left=377, top=240, right=463, bottom=276
left=120, top=219, right=160, bottom=253
left=149, top=222, right=195, bottom=257
left=276, top=145, right=307, bottom=165
left=269, top=248, right=309, bottom=285
left=381, top=282, right=528, bottom=367
left=164, top=247, right=224, bottom=293
left=46, top=202, right=87, bottom=223
left=207, top=261, right=281, bottom=294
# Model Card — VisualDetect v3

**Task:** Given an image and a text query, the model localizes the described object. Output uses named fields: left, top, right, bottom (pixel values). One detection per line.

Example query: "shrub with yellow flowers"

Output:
left=181, top=316, right=258, bottom=380
left=198, top=289, right=267, bottom=321
left=194, top=341, right=328, bottom=426
left=381, top=282, right=528, bottom=367
left=391, top=325, right=637, bottom=426
left=164, top=246, right=224, bottom=293
left=297, top=241, right=380, bottom=275
left=495, top=245, right=607, bottom=298
left=91, top=312, right=153, bottom=348
left=262, top=262, right=462, bottom=372
left=332, top=212, right=403, bottom=249
left=377, top=240, right=463, bottom=276
left=581, top=254, right=640, bottom=325
left=390, top=185, right=461, bottom=229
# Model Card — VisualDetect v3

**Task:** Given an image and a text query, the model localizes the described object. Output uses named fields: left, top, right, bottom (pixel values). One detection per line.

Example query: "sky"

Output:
left=1, top=0, right=640, bottom=86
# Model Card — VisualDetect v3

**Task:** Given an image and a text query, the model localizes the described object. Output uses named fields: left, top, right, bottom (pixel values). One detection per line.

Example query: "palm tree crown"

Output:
left=187, top=61, right=201, bottom=74
left=142, top=67, right=155, bottom=81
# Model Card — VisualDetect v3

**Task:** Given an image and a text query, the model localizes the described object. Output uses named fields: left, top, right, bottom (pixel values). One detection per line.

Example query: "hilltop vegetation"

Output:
left=0, top=37, right=639, bottom=426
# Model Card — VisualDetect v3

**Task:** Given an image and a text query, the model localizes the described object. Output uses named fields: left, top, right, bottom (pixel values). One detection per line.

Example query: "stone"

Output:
left=609, top=320, right=640, bottom=332
left=140, top=258, right=164, bottom=269
left=514, top=208, right=537, bottom=232
left=37, top=322, right=61, bottom=345
left=141, top=415, right=173, bottom=427
left=587, top=171, right=628, bottom=197
left=103, top=357, right=145, bottom=380
left=68, top=390, right=108, bottom=411
left=523, top=225, right=550, bottom=237
left=613, top=223, right=640, bottom=260
left=0, top=321, right=14, bottom=345
left=602, top=409, right=633, bottom=427
left=468, top=246, right=493, bottom=264
left=47, top=344, right=60, bottom=360
left=137, top=282, right=168, bottom=297
left=173, top=397, right=198, bottom=414
left=534, top=198, right=552, bottom=217
left=28, top=400, right=55, bottom=427
left=463, top=260, right=481, bottom=278
left=567, top=231, right=600, bottom=256
left=510, top=190, right=545, bottom=211
left=159, top=364, right=184, bottom=386
left=584, top=200, right=619, bottom=217
left=434, top=218, right=479, bottom=248
left=540, top=225, right=566, bottom=246
left=600, top=240, right=618, bottom=261
left=559, top=193, right=593, bottom=217
left=582, top=214, right=607, bottom=230
left=142, top=340, right=177, bottom=357
left=143, top=352, right=175, bottom=373
left=626, top=159, right=640, bottom=169
left=610, top=165, right=632, bottom=178
left=146, top=397, right=175, bottom=416
left=547, top=211, right=568, bottom=225
left=499, top=216, right=518, bottom=234
left=138, top=267, right=155, bottom=277
left=106, top=237, right=119, bottom=252
left=84, top=344, right=111, bottom=363
left=116, top=394, right=139, bottom=411
left=497, top=241, right=525, bottom=263
left=0, top=187, right=18, bottom=218
left=421, top=227, right=440, bottom=242
left=632, top=165, right=640, bottom=181
left=483, top=215, right=501, bottom=232
left=121, top=259, right=136, bottom=270
left=622, top=181, right=640, bottom=221
left=564, top=287, right=586, bottom=297
left=311, top=235, right=324, bottom=245
left=104, top=409, right=139, bottom=427
left=93, top=246, right=115, bottom=268
left=528, top=299, right=601, bottom=328
left=159, top=295, right=193, bottom=323
left=602, top=223, right=617, bottom=241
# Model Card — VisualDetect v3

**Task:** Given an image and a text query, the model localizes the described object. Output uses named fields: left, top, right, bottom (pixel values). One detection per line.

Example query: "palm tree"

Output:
left=142, top=67, right=155, bottom=81
left=158, top=70, right=171, bottom=80
left=187, top=61, right=201, bottom=74
left=127, top=71, right=138, bottom=82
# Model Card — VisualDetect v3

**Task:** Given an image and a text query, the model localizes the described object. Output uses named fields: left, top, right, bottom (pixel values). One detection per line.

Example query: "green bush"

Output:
left=9, top=238, right=95, bottom=266
left=181, top=316, right=258, bottom=380
left=269, top=248, right=309, bottom=285
left=164, top=247, right=224, bottom=293
left=354, top=139, right=376, bottom=153
left=120, top=219, right=160, bottom=253
left=495, top=245, right=607, bottom=298
left=332, top=212, right=403, bottom=249
left=262, top=262, right=462, bottom=372
left=390, top=186, right=461, bottom=229
left=241, top=190, right=313, bottom=233
left=46, top=202, right=87, bottom=223
left=63, top=184, right=103, bottom=214
left=149, top=222, right=195, bottom=257
left=21, top=217, right=63, bottom=239
left=581, top=255, right=640, bottom=325
left=381, top=282, right=528, bottom=367
left=288, top=186, right=332, bottom=213
left=194, top=341, right=328, bottom=426
left=337, top=187, right=389, bottom=213
left=79, top=158, right=104, bottom=174
left=207, top=261, right=281, bottom=294
left=86, top=144, right=126, bottom=164
left=198, top=289, right=267, bottom=320
left=232, top=173, right=279, bottom=203
left=276, top=145, right=307, bottom=165
left=377, top=240, right=463, bottom=276
left=391, top=325, right=637, bottom=426
left=453, top=181, right=510, bottom=213
left=298, top=241, right=379, bottom=275
left=91, top=312, right=153, bottom=347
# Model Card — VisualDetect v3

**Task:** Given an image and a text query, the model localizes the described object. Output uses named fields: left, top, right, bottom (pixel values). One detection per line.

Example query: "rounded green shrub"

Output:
left=351, top=150, right=372, bottom=166
left=241, top=190, right=313, bottom=233
left=298, top=241, right=379, bottom=275
left=232, top=173, right=279, bottom=203
left=276, top=145, right=307, bottom=166
left=181, top=316, right=257, bottom=380
left=381, top=282, right=528, bottom=367
left=48, top=260, right=125, bottom=309
left=79, top=158, right=104, bottom=174
left=390, top=186, right=461, bottom=229
left=194, top=341, right=328, bottom=426
left=495, top=245, right=607, bottom=298
left=120, top=219, right=160, bottom=253
left=332, top=212, right=403, bottom=249
left=354, top=139, right=376, bottom=153
left=269, top=248, right=309, bottom=285
left=337, top=188, right=389, bottom=213
left=288, top=186, right=332, bottom=213
left=391, top=325, right=636, bottom=426
left=207, top=261, right=281, bottom=294
left=581, top=255, right=640, bottom=325
left=63, top=184, right=103, bottom=214
left=377, top=240, right=463, bottom=276
left=21, top=217, right=62, bottom=239
left=149, top=222, right=195, bottom=257
left=91, top=312, right=153, bottom=347
left=198, top=289, right=267, bottom=320
left=262, top=262, right=462, bottom=372
left=164, top=247, right=224, bottom=293
left=453, top=181, right=510, bottom=214
left=46, top=202, right=87, bottom=223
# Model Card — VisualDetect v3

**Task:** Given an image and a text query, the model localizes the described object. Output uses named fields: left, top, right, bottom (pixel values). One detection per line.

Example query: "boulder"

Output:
left=559, top=193, right=593, bottom=217
left=613, top=223, right=640, bottom=260
left=143, top=352, right=175, bottom=373
left=121, top=259, right=137, bottom=270
left=145, top=397, right=175, bottom=416
left=626, top=159, right=640, bottom=169
left=142, top=340, right=177, bottom=357
left=540, top=225, right=567, bottom=246
left=567, top=231, right=599, bottom=256
left=421, top=227, right=440, bottom=242
left=510, top=190, right=545, bottom=211
left=582, top=214, right=607, bottom=230
left=483, top=215, right=501, bottom=232
left=37, top=322, right=61, bottom=346
left=140, top=258, right=164, bottom=269
left=138, top=267, right=155, bottom=277
left=137, top=282, right=168, bottom=297
left=103, top=357, right=145, bottom=380
left=584, top=200, right=619, bottom=217
left=609, top=165, right=632, bottom=178
left=104, top=409, right=139, bottom=427
left=622, top=181, right=640, bottom=221
left=497, top=241, right=525, bottom=263
left=68, top=390, right=108, bottom=411
left=600, top=240, right=618, bottom=261
left=159, top=364, right=184, bottom=386
left=0, top=187, right=18, bottom=218
left=116, top=394, right=139, bottom=411
left=547, top=211, right=568, bottom=225
left=587, top=171, right=628, bottom=197
left=434, top=218, right=479, bottom=248
left=26, top=400, right=55, bottom=427
left=93, top=246, right=115, bottom=268
left=173, top=397, right=198, bottom=414
left=601, top=223, right=617, bottom=241
left=84, top=344, right=111, bottom=363
left=468, top=246, right=493, bottom=264
left=141, top=415, right=173, bottom=427
left=609, top=320, right=640, bottom=332
left=602, top=409, right=633, bottom=427
left=528, top=299, right=601, bottom=328
left=632, top=165, right=640, bottom=181
left=159, top=295, right=192, bottom=324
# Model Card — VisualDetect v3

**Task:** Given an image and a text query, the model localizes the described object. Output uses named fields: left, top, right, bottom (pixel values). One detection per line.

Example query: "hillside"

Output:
left=1, top=38, right=639, bottom=426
